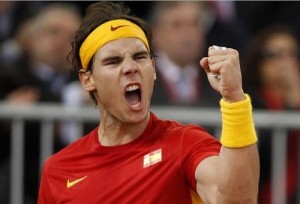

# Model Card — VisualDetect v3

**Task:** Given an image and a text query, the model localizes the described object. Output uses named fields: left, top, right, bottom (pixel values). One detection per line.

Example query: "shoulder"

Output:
left=43, top=128, right=97, bottom=169
left=151, top=112, right=215, bottom=142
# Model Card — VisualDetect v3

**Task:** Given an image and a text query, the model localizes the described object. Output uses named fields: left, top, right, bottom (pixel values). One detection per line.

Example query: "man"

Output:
left=149, top=1, right=220, bottom=106
left=38, top=2, right=259, bottom=203
left=0, top=3, right=81, bottom=203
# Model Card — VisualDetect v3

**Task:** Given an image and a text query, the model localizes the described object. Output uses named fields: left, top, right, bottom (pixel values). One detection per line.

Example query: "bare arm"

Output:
left=196, top=46, right=260, bottom=203
left=195, top=145, right=259, bottom=203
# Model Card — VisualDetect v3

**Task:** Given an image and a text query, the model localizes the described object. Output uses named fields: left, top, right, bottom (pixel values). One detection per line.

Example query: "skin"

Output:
left=199, top=47, right=259, bottom=203
left=79, top=38, right=259, bottom=203
left=259, top=33, right=300, bottom=107
left=79, top=38, right=156, bottom=146
left=32, top=9, right=81, bottom=72
left=4, top=8, right=81, bottom=104
left=153, top=2, right=204, bottom=67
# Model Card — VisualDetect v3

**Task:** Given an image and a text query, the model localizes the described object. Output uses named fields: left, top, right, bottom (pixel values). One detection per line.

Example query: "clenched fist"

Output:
left=200, top=45, right=245, bottom=103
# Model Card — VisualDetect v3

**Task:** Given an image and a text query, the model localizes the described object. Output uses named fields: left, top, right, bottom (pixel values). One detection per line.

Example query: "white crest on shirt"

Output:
left=143, top=148, right=162, bottom=168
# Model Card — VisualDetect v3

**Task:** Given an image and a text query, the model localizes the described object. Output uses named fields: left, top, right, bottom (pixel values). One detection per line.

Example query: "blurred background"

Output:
left=0, top=1, right=299, bottom=204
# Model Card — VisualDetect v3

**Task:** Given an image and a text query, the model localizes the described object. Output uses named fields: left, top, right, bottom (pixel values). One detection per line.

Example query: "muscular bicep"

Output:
left=195, top=155, right=219, bottom=204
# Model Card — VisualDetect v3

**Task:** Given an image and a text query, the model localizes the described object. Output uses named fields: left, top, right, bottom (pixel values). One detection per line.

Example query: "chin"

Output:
left=126, top=110, right=149, bottom=124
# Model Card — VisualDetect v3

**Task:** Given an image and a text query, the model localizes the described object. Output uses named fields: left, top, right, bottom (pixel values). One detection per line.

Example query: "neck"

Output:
left=98, top=112, right=150, bottom=146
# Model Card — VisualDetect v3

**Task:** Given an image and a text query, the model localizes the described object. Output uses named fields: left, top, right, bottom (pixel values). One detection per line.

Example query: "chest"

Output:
left=49, top=144, right=192, bottom=203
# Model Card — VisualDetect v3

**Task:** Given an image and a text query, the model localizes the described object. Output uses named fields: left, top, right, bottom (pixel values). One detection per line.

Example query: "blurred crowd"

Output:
left=0, top=1, right=299, bottom=204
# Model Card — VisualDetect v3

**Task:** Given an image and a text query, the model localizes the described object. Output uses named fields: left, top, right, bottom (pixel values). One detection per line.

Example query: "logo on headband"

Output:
left=110, top=25, right=128, bottom=31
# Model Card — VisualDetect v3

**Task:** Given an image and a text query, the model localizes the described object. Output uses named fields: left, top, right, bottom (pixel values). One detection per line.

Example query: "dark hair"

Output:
left=241, top=24, right=299, bottom=93
left=68, top=1, right=154, bottom=105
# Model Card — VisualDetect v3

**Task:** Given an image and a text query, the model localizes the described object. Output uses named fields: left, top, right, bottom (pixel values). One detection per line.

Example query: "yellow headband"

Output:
left=79, top=19, right=150, bottom=70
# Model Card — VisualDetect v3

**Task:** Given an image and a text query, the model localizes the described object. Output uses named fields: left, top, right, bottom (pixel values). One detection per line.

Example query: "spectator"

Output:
left=0, top=3, right=82, bottom=203
left=0, top=1, right=44, bottom=45
left=148, top=1, right=220, bottom=107
left=0, top=17, right=37, bottom=68
left=0, top=3, right=82, bottom=104
left=242, top=24, right=300, bottom=204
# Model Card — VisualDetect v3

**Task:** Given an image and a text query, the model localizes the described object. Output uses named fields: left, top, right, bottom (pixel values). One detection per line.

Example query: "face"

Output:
left=153, top=2, right=204, bottom=67
left=260, top=33, right=300, bottom=88
left=81, top=38, right=156, bottom=124
left=32, top=10, right=80, bottom=71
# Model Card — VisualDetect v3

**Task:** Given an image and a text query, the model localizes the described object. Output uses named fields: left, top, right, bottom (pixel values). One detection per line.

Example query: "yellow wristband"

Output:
left=220, top=94, right=257, bottom=148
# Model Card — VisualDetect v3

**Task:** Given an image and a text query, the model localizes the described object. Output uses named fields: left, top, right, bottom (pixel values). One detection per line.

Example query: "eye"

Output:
left=106, top=58, right=121, bottom=65
left=133, top=52, right=150, bottom=61
left=262, top=48, right=279, bottom=59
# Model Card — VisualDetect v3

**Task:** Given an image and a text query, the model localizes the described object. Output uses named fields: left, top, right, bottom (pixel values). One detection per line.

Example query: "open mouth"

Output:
left=125, top=84, right=141, bottom=106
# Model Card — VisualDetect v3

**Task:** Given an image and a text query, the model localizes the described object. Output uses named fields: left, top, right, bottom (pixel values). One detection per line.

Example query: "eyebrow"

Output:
left=101, top=55, right=121, bottom=64
left=100, top=50, right=150, bottom=63
left=132, top=50, right=150, bottom=57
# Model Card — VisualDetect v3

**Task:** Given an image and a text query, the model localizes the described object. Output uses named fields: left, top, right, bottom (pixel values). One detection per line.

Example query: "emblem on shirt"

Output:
left=143, top=149, right=162, bottom=168
left=67, top=176, right=88, bottom=188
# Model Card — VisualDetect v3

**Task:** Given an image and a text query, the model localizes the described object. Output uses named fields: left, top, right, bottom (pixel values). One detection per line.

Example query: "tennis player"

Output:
left=38, top=2, right=259, bottom=203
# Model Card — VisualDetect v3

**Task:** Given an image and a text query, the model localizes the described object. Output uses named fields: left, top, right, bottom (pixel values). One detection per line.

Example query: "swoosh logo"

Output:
left=67, top=176, right=88, bottom=188
left=110, top=25, right=128, bottom=31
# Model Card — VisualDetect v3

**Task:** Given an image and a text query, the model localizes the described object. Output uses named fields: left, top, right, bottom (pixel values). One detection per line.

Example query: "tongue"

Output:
left=125, top=91, right=140, bottom=105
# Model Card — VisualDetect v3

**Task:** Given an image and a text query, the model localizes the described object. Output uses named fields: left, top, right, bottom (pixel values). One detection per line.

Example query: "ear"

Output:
left=78, top=69, right=96, bottom=91
left=152, top=58, right=157, bottom=80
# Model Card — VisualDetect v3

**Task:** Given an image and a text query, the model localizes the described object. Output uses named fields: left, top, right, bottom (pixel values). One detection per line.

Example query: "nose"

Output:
left=122, top=53, right=139, bottom=76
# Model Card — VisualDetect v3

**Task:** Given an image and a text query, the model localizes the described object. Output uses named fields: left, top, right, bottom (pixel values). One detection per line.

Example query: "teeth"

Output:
left=126, top=84, right=140, bottom=92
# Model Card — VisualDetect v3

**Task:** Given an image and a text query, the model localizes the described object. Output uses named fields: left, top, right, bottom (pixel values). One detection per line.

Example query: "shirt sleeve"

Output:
left=38, top=163, right=55, bottom=204
left=179, top=125, right=221, bottom=191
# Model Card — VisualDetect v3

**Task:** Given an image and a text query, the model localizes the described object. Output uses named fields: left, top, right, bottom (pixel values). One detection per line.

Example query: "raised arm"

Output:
left=196, top=46, right=259, bottom=203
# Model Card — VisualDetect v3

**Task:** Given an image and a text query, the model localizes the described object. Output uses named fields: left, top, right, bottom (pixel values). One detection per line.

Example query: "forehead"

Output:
left=38, top=10, right=80, bottom=31
left=95, top=37, right=148, bottom=58
left=265, top=33, right=296, bottom=47
left=161, top=2, right=202, bottom=22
